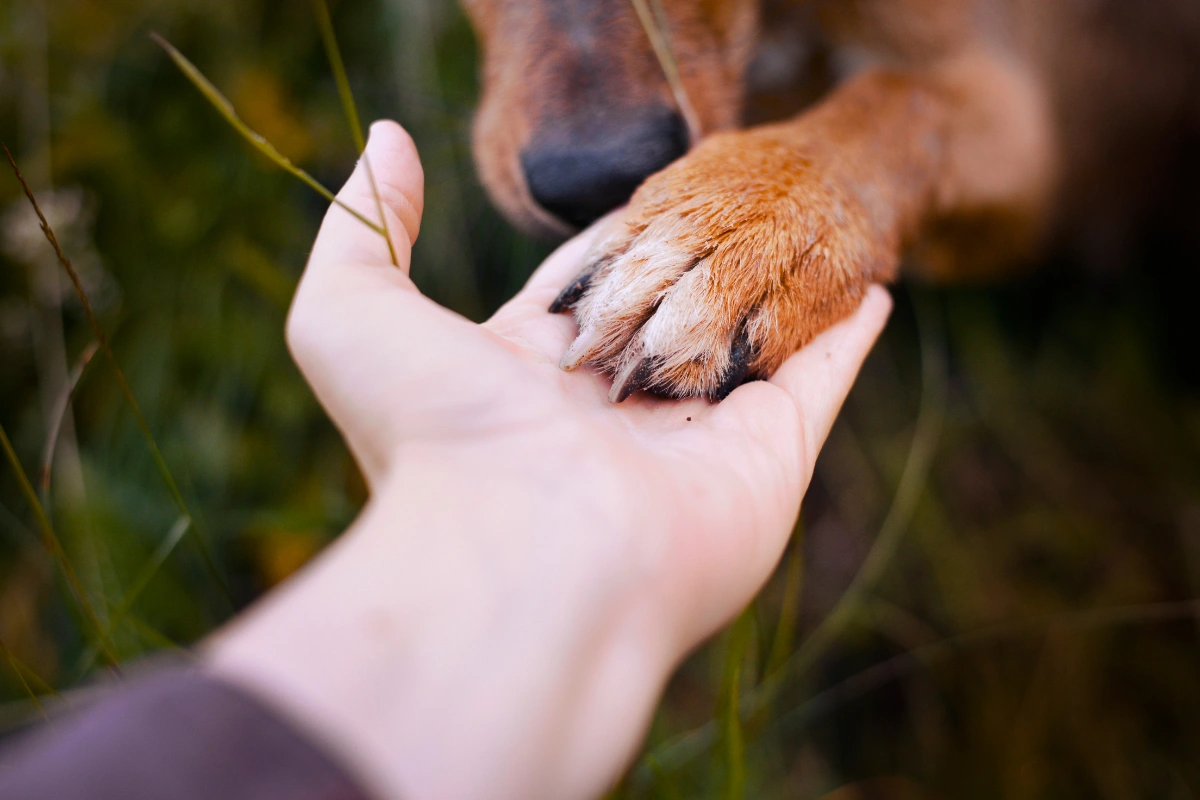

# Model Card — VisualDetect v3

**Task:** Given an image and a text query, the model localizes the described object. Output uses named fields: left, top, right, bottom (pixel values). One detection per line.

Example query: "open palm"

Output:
left=273, top=121, right=890, bottom=799
left=288, top=120, right=891, bottom=656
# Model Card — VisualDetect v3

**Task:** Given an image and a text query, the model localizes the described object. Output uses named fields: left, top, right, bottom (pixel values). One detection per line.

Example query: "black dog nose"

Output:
left=520, top=109, right=689, bottom=229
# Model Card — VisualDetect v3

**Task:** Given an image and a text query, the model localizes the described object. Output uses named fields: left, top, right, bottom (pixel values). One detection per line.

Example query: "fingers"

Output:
left=289, top=121, right=432, bottom=365
left=285, top=120, right=472, bottom=480
left=764, top=285, right=893, bottom=466
left=676, top=287, right=891, bottom=646
left=707, top=285, right=891, bottom=508
left=308, top=121, right=424, bottom=276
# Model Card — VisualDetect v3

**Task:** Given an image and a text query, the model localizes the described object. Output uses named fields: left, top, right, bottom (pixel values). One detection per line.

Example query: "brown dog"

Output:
left=461, top=0, right=1200, bottom=400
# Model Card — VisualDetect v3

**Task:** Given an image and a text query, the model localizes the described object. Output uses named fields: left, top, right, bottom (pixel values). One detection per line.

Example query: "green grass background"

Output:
left=2, top=1, right=1200, bottom=797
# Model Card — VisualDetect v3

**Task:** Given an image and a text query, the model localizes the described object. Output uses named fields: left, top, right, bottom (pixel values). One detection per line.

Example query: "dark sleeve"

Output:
left=0, top=668, right=374, bottom=800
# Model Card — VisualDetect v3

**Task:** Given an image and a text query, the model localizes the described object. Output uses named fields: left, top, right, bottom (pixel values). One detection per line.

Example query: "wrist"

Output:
left=206, top=452, right=670, bottom=800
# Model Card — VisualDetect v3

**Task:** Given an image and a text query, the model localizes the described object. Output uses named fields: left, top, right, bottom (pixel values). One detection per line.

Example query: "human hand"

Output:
left=208, top=121, right=892, bottom=800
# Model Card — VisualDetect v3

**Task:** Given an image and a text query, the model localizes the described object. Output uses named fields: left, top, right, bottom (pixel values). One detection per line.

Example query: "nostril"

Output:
left=521, top=109, right=688, bottom=229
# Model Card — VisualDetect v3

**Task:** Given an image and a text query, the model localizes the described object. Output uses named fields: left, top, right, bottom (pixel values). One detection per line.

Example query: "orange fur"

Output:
left=461, top=0, right=1200, bottom=399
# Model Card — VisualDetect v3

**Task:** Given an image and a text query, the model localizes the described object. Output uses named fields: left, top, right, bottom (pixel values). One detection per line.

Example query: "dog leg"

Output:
left=554, top=53, right=1054, bottom=400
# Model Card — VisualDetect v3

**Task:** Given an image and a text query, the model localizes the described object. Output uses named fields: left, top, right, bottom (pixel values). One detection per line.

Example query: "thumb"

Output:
left=289, top=120, right=429, bottom=362
left=308, top=120, right=425, bottom=277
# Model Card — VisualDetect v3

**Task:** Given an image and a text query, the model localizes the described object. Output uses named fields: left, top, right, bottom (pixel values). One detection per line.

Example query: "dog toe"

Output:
left=553, top=130, right=886, bottom=401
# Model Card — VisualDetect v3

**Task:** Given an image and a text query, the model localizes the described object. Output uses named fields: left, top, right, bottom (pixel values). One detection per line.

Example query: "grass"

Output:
left=0, top=419, right=118, bottom=668
left=628, top=0, right=702, bottom=143
left=151, top=34, right=389, bottom=246
left=4, top=143, right=230, bottom=611
left=0, top=636, right=53, bottom=721
left=1, top=1, right=392, bottom=688
left=38, top=340, right=99, bottom=506
left=2, top=2, right=1199, bottom=797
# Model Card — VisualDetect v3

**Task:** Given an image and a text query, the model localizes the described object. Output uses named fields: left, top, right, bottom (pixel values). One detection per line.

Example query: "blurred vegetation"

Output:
left=1, top=1, right=1199, bottom=798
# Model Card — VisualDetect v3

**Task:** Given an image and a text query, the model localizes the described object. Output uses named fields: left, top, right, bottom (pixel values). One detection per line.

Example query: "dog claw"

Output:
left=609, top=356, right=657, bottom=403
left=549, top=271, right=594, bottom=313
left=560, top=328, right=603, bottom=371
left=713, top=327, right=758, bottom=401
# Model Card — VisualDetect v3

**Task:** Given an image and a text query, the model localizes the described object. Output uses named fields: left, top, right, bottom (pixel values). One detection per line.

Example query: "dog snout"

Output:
left=520, top=108, right=689, bottom=229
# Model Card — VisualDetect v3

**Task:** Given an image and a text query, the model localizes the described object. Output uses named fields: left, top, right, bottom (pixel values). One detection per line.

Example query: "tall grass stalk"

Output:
left=775, top=597, right=1200, bottom=737
left=0, top=422, right=118, bottom=667
left=3, top=145, right=232, bottom=609
left=635, top=291, right=949, bottom=780
left=311, top=0, right=365, bottom=153
left=759, top=290, right=948, bottom=695
left=309, top=0, right=399, bottom=267
left=127, top=616, right=188, bottom=655
left=0, top=636, right=48, bottom=720
left=718, top=609, right=755, bottom=800
left=765, top=520, right=805, bottom=680
left=152, top=34, right=389, bottom=242
left=38, top=340, right=98, bottom=506
left=73, top=515, right=192, bottom=677
left=628, top=0, right=702, bottom=143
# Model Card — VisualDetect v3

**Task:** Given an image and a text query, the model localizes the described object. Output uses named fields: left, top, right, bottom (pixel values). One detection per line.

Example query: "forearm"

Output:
left=205, top=455, right=668, bottom=800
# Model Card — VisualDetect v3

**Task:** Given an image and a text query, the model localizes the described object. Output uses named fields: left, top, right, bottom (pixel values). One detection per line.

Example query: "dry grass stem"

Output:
left=637, top=292, right=949, bottom=780
left=310, top=0, right=400, bottom=267
left=776, top=598, right=1200, bottom=737
left=127, top=616, right=188, bottom=655
left=0, top=422, right=119, bottom=667
left=628, top=0, right=702, bottom=143
left=718, top=609, right=754, bottom=800
left=73, top=515, right=192, bottom=676
left=38, top=340, right=99, bottom=503
left=3, top=144, right=231, bottom=607
left=311, top=0, right=366, bottom=153
left=763, top=290, right=948, bottom=695
left=0, top=636, right=48, bottom=721
left=765, top=521, right=806, bottom=679
left=151, top=33, right=386, bottom=240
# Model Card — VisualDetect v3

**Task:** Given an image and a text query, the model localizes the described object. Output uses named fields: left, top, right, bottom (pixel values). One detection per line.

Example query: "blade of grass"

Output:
left=309, top=0, right=400, bottom=267
left=0, top=636, right=48, bottom=721
left=108, top=515, right=191, bottom=632
left=775, top=597, right=1200, bottom=736
left=0, top=421, right=119, bottom=667
left=362, top=151, right=399, bottom=267
left=643, top=754, right=684, bottom=800
left=73, top=515, right=191, bottom=677
left=151, top=33, right=387, bottom=240
left=125, top=615, right=189, bottom=656
left=0, top=499, right=36, bottom=547
left=3, top=144, right=232, bottom=609
left=765, top=518, right=805, bottom=680
left=38, top=340, right=99, bottom=506
left=718, top=608, right=754, bottom=800
left=311, top=0, right=365, bottom=153
left=628, top=0, right=702, bottom=143
left=634, top=290, right=949, bottom=781
left=759, top=290, right=947, bottom=695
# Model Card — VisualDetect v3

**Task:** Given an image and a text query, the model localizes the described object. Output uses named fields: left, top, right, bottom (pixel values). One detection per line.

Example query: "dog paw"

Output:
left=552, top=130, right=895, bottom=401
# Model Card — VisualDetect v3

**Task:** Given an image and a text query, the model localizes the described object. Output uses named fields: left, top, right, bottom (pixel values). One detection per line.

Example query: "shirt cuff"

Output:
left=0, top=666, right=374, bottom=800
